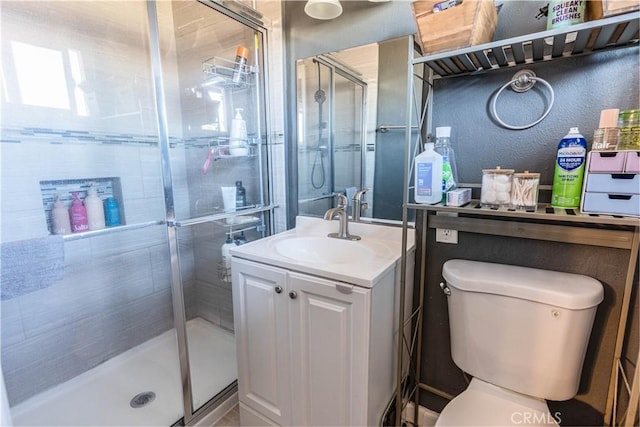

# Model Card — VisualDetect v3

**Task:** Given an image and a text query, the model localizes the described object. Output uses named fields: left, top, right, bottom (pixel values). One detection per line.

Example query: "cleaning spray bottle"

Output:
left=551, top=127, right=587, bottom=208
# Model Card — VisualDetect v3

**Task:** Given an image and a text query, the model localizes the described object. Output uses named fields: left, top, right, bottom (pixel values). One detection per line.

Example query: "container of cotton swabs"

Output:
left=510, top=171, right=540, bottom=210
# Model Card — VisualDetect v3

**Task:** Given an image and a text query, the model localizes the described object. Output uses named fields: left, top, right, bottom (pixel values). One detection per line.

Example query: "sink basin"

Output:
left=272, top=236, right=376, bottom=264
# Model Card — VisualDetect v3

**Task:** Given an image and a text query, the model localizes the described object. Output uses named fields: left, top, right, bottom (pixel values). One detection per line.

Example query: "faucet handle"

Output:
left=335, top=193, right=348, bottom=209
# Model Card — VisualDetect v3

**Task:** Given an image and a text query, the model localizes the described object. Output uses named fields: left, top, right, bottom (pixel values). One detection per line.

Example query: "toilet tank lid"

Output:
left=442, top=260, right=604, bottom=310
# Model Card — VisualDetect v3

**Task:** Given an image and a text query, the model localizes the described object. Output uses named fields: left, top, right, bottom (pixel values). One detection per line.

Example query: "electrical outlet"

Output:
left=436, top=227, right=458, bottom=244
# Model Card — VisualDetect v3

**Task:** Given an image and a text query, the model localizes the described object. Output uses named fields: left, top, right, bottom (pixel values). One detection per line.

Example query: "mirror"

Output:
left=295, top=36, right=415, bottom=222
left=296, top=43, right=376, bottom=219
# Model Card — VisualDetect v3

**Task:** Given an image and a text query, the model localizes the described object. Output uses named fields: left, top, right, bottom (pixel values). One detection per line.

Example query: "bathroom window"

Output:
left=11, top=41, right=70, bottom=110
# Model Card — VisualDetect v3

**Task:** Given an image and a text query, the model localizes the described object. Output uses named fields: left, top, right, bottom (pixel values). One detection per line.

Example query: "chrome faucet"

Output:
left=352, top=188, right=368, bottom=222
left=323, top=194, right=361, bottom=241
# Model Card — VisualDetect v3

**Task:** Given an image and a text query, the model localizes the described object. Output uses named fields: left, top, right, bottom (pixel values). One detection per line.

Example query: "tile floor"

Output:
left=213, top=404, right=240, bottom=426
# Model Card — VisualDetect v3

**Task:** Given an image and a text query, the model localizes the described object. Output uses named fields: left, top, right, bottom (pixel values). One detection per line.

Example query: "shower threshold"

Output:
left=10, top=317, right=237, bottom=426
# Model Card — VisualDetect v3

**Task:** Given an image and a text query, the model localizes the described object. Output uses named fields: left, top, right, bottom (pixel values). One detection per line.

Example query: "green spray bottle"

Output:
left=551, top=127, right=587, bottom=208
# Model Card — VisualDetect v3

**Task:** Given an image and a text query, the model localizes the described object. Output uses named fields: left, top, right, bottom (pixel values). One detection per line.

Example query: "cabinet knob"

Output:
left=288, top=291, right=297, bottom=299
left=275, top=286, right=283, bottom=294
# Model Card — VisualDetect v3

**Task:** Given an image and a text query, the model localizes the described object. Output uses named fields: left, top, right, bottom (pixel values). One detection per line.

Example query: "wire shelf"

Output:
left=202, top=56, right=257, bottom=89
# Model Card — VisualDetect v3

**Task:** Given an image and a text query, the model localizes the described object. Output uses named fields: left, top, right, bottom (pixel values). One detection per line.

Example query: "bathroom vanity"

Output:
left=230, top=216, right=415, bottom=426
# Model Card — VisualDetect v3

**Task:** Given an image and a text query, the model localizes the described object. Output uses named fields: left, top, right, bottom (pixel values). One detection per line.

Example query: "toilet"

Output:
left=436, top=259, right=604, bottom=426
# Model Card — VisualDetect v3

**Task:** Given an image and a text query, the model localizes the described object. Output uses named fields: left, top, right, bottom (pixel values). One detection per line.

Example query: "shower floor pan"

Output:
left=10, top=317, right=237, bottom=426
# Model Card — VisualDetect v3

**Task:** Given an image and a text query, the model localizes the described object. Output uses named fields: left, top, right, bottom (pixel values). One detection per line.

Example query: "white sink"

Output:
left=272, top=236, right=376, bottom=264
left=230, top=216, right=415, bottom=287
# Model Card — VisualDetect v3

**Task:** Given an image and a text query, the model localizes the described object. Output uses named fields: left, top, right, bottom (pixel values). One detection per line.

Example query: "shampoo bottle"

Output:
left=51, top=195, right=72, bottom=235
left=433, top=126, right=459, bottom=203
left=414, top=142, right=443, bottom=204
left=221, top=233, right=236, bottom=281
left=229, top=108, right=248, bottom=155
left=235, top=180, right=246, bottom=208
left=551, top=127, right=587, bottom=208
left=85, top=184, right=106, bottom=230
left=70, top=192, right=89, bottom=233
left=104, top=197, right=121, bottom=227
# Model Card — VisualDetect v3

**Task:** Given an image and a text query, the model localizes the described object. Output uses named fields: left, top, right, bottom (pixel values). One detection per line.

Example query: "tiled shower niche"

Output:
left=40, top=177, right=125, bottom=234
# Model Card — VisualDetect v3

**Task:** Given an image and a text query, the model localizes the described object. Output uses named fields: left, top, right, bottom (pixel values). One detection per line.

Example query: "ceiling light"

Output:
left=304, top=0, right=343, bottom=20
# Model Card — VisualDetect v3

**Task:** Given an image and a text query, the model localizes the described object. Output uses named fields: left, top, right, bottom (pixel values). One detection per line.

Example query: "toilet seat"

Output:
left=435, top=378, right=559, bottom=426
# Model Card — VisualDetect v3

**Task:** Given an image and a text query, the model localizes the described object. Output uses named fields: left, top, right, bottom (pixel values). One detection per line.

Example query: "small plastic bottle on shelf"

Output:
left=85, top=184, right=106, bottom=231
left=433, top=126, right=459, bottom=204
left=51, top=195, right=72, bottom=235
left=70, top=192, right=89, bottom=233
left=221, top=233, right=236, bottom=282
left=235, top=181, right=246, bottom=208
left=414, top=142, right=443, bottom=204
left=104, top=197, right=121, bottom=227
left=592, top=109, right=619, bottom=151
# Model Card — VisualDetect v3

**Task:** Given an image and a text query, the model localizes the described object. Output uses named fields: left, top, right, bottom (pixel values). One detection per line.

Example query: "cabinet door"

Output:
left=232, top=258, right=291, bottom=425
left=288, top=272, right=370, bottom=426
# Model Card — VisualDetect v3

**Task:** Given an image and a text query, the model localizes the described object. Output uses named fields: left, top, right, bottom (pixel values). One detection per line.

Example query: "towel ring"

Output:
left=490, top=70, right=555, bottom=131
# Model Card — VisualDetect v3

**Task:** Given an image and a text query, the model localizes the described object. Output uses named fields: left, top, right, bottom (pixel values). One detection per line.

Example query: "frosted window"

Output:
left=11, top=41, right=70, bottom=110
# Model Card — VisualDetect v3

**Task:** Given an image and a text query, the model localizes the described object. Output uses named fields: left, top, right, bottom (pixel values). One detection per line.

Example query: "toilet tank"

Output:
left=442, top=259, right=603, bottom=401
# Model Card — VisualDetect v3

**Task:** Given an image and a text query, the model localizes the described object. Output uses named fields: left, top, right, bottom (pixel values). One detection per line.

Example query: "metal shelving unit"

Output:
left=396, top=12, right=640, bottom=427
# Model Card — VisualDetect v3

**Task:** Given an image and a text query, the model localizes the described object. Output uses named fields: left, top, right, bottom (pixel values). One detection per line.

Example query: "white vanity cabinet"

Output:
left=232, top=251, right=409, bottom=427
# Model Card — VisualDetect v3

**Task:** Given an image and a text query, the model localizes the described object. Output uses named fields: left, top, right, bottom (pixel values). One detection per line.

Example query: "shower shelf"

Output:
left=202, top=56, right=256, bottom=89
left=60, top=220, right=165, bottom=241
left=172, top=204, right=278, bottom=228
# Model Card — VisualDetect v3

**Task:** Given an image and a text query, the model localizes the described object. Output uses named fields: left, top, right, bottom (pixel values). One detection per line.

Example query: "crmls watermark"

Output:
left=510, top=411, right=562, bottom=425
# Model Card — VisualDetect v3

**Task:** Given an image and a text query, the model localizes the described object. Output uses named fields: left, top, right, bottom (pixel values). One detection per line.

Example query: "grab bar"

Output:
left=299, top=193, right=337, bottom=204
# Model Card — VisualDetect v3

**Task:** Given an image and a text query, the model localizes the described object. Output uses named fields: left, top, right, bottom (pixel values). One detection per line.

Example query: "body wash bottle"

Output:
left=85, top=184, right=106, bottom=230
left=51, top=195, right=72, bottom=235
left=70, top=192, right=89, bottom=233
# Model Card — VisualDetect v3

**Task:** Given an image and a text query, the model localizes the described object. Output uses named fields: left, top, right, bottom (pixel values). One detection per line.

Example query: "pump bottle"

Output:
left=51, top=195, right=72, bottom=235
left=85, top=184, right=106, bottom=230
left=70, top=192, right=89, bottom=233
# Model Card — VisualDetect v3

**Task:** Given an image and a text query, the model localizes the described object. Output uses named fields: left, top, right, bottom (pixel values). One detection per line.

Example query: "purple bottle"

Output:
left=70, top=192, right=89, bottom=233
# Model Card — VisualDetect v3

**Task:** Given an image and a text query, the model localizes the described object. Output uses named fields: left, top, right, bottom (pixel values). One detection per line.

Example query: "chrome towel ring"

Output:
left=490, top=69, right=555, bottom=130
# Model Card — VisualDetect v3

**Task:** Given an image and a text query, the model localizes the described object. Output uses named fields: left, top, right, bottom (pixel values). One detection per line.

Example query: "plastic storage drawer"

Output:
left=588, top=152, right=626, bottom=172
left=582, top=193, right=640, bottom=216
left=624, top=151, right=640, bottom=173
left=585, top=173, right=640, bottom=194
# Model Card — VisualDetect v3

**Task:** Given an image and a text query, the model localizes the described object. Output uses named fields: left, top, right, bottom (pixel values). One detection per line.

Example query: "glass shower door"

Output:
left=152, top=0, right=271, bottom=417
left=1, top=1, right=183, bottom=426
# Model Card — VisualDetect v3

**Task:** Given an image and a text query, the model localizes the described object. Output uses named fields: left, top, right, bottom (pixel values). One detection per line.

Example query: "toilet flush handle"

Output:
left=440, top=282, right=451, bottom=296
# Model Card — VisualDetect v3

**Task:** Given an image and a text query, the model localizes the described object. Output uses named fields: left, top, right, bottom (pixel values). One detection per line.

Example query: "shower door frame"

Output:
left=146, top=0, right=272, bottom=424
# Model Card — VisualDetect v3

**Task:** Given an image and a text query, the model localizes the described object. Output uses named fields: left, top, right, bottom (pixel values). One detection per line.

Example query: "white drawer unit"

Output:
left=582, top=150, right=640, bottom=217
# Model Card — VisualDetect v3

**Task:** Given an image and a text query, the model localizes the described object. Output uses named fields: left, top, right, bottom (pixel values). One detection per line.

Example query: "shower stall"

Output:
left=296, top=55, right=366, bottom=217
left=0, top=1, right=274, bottom=425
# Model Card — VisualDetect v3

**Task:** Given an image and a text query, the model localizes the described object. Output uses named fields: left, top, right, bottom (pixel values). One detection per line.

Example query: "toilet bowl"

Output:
left=436, top=260, right=603, bottom=426
left=436, top=378, right=558, bottom=426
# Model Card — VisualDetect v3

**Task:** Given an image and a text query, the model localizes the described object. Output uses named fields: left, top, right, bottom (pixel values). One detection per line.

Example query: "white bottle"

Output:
left=221, top=234, right=236, bottom=282
left=85, top=184, right=106, bottom=230
left=229, top=108, right=248, bottom=155
left=414, top=142, right=443, bottom=204
left=51, top=195, right=72, bottom=235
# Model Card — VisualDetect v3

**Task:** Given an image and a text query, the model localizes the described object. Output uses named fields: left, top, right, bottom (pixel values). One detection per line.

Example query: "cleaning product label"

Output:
left=547, top=0, right=585, bottom=30
left=416, top=162, right=434, bottom=196
left=551, top=132, right=587, bottom=208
